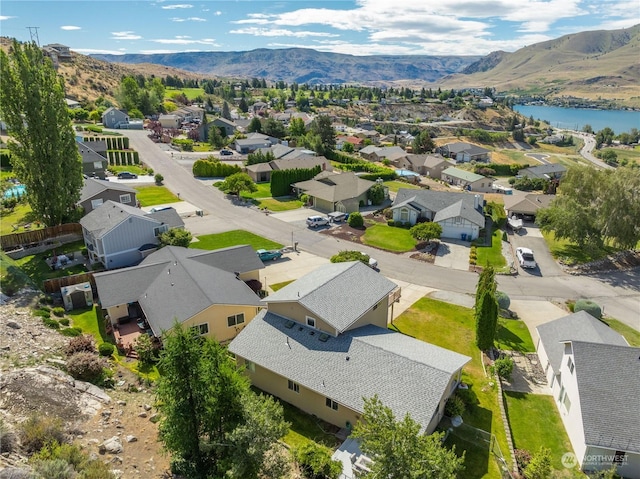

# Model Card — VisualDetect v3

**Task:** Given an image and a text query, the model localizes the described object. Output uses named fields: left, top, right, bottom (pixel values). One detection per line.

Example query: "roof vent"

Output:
left=298, top=326, right=303, bottom=331
left=346, top=356, right=350, bottom=361
left=284, top=320, right=295, bottom=329
left=309, top=331, right=315, bottom=336
left=318, top=333, right=329, bottom=342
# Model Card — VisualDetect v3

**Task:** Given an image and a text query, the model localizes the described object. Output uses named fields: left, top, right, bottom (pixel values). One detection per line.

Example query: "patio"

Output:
left=113, top=321, right=143, bottom=357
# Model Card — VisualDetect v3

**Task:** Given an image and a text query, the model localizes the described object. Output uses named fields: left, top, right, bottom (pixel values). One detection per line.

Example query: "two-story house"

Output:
left=229, top=261, right=470, bottom=433
left=441, top=167, right=493, bottom=193
left=77, top=140, right=108, bottom=179
left=78, top=178, right=137, bottom=214
left=79, top=200, right=184, bottom=269
left=101, top=107, right=130, bottom=129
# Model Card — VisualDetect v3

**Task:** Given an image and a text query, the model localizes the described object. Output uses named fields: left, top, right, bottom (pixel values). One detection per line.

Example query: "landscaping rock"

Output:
left=99, top=436, right=123, bottom=454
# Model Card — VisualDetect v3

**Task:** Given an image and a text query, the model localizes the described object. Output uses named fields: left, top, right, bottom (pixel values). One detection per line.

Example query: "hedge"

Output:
left=474, top=163, right=527, bottom=176
left=271, top=166, right=321, bottom=197
left=84, top=136, right=129, bottom=150
left=192, top=159, right=241, bottom=178
left=107, top=150, right=140, bottom=166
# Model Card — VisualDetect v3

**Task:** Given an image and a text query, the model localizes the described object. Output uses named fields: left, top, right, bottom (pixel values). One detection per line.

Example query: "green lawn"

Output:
left=278, top=398, right=340, bottom=450
left=495, top=319, right=535, bottom=353
left=0, top=203, right=42, bottom=235
left=601, top=318, right=640, bottom=347
left=0, top=251, right=38, bottom=295
left=383, top=180, right=423, bottom=193
left=190, top=229, right=283, bottom=251
left=239, top=183, right=272, bottom=199
left=166, top=87, right=206, bottom=101
left=13, top=240, right=88, bottom=290
left=68, top=306, right=110, bottom=343
left=108, top=165, right=149, bottom=176
left=391, top=297, right=511, bottom=478
left=270, top=280, right=294, bottom=292
left=256, top=197, right=303, bottom=212
left=134, top=185, right=181, bottom=207
left=193, top=142, right=212, bottom=152
left=362, top=224, right=416, bottom=252
left=473, top=228, right=507, bottom=271
left=542, top=230, right=619, bottom=265
left=504, top=392, right=576, bottom=472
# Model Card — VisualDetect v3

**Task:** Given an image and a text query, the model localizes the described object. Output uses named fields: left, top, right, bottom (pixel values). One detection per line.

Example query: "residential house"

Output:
left=391, top=189, right=485, bottom=240
left=340, top=136, right=365, bottom=151
left=80, top=200, right=184, bottom=269
left=246, top=155, right=332, bottom=183
left=210, top=117, right=237, bottom=137
left=359, top=145, right=406, bottom=163
left=65, top=98, right=81, bottom=109
left=396, top=154, right=450, bottom=178
left=503, top=193, right=555, bottom=220
left=94, top=245, right=264, bottom=344
left=536, top=312, right=639, bottom=478
left=518, top=164, right=567, bottom=180
left=441, top=167, right=493, bottom=193
left=43, top=43, right=72, bottom=67
left=256, top=144, right=296, bottom=160
left=102, top=107, right=130, bottom=129
left=78, top=178, right=137, bottom=214
left=477, top=97, right=494, bottom=108
left=292, top=171, right=377, bottom=213
left=437, top=142, right=491, bottom=163
left=354, top=129, right=380, bottom=144
left=77, top=141, right=108, bottom=179
left=158, top=114, right=182, bottom=130
left=234, top=132, right=280, bottom=154
left=174, top=105, right=205, bottom=123
left=229, top=261, right=470, bottom=434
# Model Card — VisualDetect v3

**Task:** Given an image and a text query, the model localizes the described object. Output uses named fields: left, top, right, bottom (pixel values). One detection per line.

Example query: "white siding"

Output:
left=438, top=217, right=479, bottom=240
left=583, top=446, right=640, bottom=478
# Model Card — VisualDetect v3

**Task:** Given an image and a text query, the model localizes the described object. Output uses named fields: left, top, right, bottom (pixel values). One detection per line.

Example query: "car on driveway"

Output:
left=516, top=247, right=537, bottom=269
left=117, top=171, right=138, bottom=179
left=220, top=149, right=234, bottom=156
left=306, top=215, right=329, bottom=228
left=257, top=249, right=283, bottom=262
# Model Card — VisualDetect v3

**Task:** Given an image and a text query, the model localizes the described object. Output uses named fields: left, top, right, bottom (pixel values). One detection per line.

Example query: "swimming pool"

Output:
left=395, top=169, right=420, bottom=177
left=3, top=184, right=26, bottom=198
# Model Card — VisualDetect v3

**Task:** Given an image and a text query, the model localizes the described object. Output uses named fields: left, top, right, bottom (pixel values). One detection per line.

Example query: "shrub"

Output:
left=60, top=327, right=83, bottom=337
left=496, top=291, right=511, bottom=310
left=66, top=352, right=106, bottom=383
left=59, top=318, right=70, bottom=326
left=30, top=459, right=74, bottom=479
left=134, top=334, right=155, bottom=366
left=65, top=334, right=96, bottom=356
left=502, top=231, right=508, bottom=241
left=492, top=357, right=514, bottom=380
left=574, top=299, right=602, bottom=319
left=0, top=419, right=17, bottom=453
left=515, top=448, right=532, bottom=473
left=154, top=173, right=164, bottom=185
left=33, top=308, right=51, bottom=319
left=51, top=307, right=66, bottom=317
left=294, top=443, right=342, bottom=479
left=31, top=441, right=86, bottom=471
left=348, top=212, right=363, bottom=228
left=98, top=342, right=115, bottom=357
left=20, top=415, right=66, bottom=453
left=43, top=318, right=60, bottom=329
left=444, top=394, right=465, bottom=417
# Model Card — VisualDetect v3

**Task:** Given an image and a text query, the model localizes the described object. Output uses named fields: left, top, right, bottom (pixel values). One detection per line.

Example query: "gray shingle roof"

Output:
left=536, top=311, right=628, bottom=371
left=440, top=142, right=490, bottom=156
left=79, top=200, right=149, bottom=237
left=519, top=164, right=567, bottom=179
left=572, top=341, right=640, bottom=453
left=229, top=311, right=471, bottom=431
left=503, top=193, right=555, bottom=215
left=79, top=178, right=136, bottom=203
left=392, top=189, right=484, bottom=224
left=433, top=200, right=485, bottom=226
left=146, top=208, right=185, bottom=229
left=94, top=246, right=263, bottom=335
left=293, top=172, right=375, bottom=203
left=441, top=167, right=485, bottom=183
left=264, top=261, right=397, bottom=333
left=406, top=154, right=448, bottom=169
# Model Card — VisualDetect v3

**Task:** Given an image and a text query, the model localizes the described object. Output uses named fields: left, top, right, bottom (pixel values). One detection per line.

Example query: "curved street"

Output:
left=123, top=130, right=639, bottom=329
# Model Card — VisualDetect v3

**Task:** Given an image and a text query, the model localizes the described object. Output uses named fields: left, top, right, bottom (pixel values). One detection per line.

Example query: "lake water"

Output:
left=513, top=105, right=640, bottom=134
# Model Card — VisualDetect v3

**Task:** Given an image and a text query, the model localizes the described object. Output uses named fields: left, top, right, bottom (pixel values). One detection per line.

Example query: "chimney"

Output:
left=474, top=195, right=480, bottom=209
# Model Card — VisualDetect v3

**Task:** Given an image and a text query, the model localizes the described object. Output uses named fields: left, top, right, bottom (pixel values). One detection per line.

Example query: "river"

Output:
left=513, top=105, right=640, bottom=134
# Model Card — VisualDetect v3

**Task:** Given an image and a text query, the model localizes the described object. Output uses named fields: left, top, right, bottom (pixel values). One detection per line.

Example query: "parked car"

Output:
left=306, top=215, right=330, bottom=228
left=360, top=252, right=378, bottom=270
left=117, top=171, right=138, bottom=179
left=257, top=249, right=283, bottom=262
left=220, top=149, right=234, bottom=156
left=516, top=247, right=537, bottom=269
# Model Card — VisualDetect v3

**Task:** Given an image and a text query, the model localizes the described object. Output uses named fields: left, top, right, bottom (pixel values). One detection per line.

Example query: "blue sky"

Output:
left=1, top=0, right=638, bottom=56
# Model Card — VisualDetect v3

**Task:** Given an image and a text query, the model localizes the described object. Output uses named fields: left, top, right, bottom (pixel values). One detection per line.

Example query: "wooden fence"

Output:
left=0, top=223, right=82, bottom=250
left=43, top=272, right=97, bottom=295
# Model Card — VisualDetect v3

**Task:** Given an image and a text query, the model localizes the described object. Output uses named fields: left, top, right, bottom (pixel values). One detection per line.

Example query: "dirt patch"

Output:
left=562, top=249, right=640, bottom=275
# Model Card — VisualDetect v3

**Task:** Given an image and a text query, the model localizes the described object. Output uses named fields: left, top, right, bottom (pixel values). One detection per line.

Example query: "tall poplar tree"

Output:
left=475, top=266, right=498, bottom=351
left=0, top=40, right=82, bottom=226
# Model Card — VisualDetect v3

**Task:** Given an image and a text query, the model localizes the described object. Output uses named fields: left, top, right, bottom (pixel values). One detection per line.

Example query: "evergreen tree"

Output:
left=474, top=266, right=498, bottom=351
left=309, top=115, right=336, bottom=154
left=248, top=117, right=262, bottom=133
left=222, top=101, right=231, bottom=120
left=0, top=40, right=82, bottom=226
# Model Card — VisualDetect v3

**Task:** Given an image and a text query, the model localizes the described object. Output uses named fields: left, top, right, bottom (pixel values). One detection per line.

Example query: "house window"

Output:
left=613, top=451, right=626, bottom=465
left=93, top=161, right=103, bottom=169
left=91, top=199, right=103, bottom=209
left=288, top=380, right=300, bottom=393
left=306, top=316, right=316, bottom=328
left=153, top=225, right=169, bottom=236
left=400, top=209, right=409, bottom=222
left=246, top=361, right=255, bottom=373
left=562, top=393, right=571, bottom=413
left=325, top=398, right=339, bottom=410
left=558, top=386, right=565, bottom=402
left=567, top=357, right=574, bottom=374
left=119, top=194, right=131, bottom=204
left=227, top=313, right=245, bottom=327
left=191, top=323, right=209, bottom=335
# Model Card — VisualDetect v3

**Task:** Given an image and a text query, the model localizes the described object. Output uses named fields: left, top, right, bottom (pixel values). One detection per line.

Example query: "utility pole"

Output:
left=26, top=26, right=41, bottom=46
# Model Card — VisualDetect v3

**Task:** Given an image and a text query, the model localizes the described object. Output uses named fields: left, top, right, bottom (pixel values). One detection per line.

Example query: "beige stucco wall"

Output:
left=184, top=304, right=262, bottom=343
left=237, top=270, right=260, bottom=282
left=267, top=302, right=337, bottom=335
left=312, top=197, right=335, bottom=213
left=105, top=304, right=129, bottom=325
left=343, top=297, right=390, bottom=331
left=238, top=359, right=360, bottom=430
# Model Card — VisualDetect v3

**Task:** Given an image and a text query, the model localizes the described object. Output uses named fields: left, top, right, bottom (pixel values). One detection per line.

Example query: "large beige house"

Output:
left=229, top=261, right=470, bottom=433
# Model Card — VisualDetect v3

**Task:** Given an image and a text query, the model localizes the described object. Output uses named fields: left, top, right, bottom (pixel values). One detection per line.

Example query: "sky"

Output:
left=1, top=0, right=638, bottom=57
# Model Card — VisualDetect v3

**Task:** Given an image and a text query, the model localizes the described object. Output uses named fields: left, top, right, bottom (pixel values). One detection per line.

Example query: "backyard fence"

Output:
left=0, top=223, right=82, bottom=251
left=43, top=272, right=97, bottom=295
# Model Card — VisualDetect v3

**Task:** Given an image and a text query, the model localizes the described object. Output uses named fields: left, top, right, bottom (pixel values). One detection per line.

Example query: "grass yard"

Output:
left=362, top=224, right=416, bottom=252
left=108, top=165, right=149, bottom=176
left=473, top=228, right=507, bottom=271
left=0, top=251, right=38, bottom=295
left=383, top=180, right=422, bottom=193
left=134, top=185, right=181, bottom=207
left=542, top=230, right=618, bottom=265
left=269, top=280, right=294, bottom=292
left=601, top=318, right=640, bottom=347
left=13, top=240, right=88, bottom=289
left=256, top=197, right=304, bottom=212
left=277, top=398, right=340, bottom=450
left=193, top=142, right=212, bottom=152
left=391, top=297, right=510, bottom=478
left=0, top=203, right=42, bottom=235
left=190, top=229, right=283, bottom=251
left=495, top=318, right=535, bottom=353
left=504, top=392, right=576, bottom=472
left=239, top=183, right=272, bottom=199
left=166, top=87, right=206, bottom=101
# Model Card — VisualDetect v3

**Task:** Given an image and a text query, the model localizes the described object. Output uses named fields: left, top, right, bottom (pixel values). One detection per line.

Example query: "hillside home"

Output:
left=78, top=178, right=137, bottom=214
left=210, top=117, right=237, bottom=137
left=102, top=107, right=130, bottom=129
left=441, top=167, right=493, bottom=193
left=246, top=155, right=332, bottom=183
left=503, top=193, right=555, bottom=220
left=437, top=142, right=490, bottom=163
left=536, top=312, right=638, bottom=477
left=80, top=200, right=184, bottom=269
left=518, top=164, right=567, bottom=180
left=391, top=189, right=485, bottom=240
left=229, top=261, right=470, bottom=433
left=292, top=171, right=377, bottom=213
left=396, top=154, right=450, bottom=177
left=158, top=114, right=182, bottom=130
left=94, top=245, right=264, bottom=344
left=234, top=133, right=280, bottom=154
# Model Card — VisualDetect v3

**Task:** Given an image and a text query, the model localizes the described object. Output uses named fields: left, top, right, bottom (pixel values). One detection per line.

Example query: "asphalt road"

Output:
left=123, top=130, right=640, bottom=330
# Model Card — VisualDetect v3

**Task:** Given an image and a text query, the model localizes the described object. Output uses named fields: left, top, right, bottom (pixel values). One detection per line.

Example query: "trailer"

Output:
left=507, top=216, right=524, bottom=231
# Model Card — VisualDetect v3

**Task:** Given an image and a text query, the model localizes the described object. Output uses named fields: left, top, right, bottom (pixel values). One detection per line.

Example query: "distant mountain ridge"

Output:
left=92, top=48, right=481, bottom=84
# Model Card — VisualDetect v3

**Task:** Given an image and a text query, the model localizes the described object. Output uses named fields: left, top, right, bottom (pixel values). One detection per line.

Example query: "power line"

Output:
left=26, top=26, right=40, bottom=46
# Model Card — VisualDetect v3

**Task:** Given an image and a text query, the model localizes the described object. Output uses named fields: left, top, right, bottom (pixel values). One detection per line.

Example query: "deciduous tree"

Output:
left=159, top=228, right=193, bottom=248
left=412, top=130, right=435, bottom=154
left=0, top=40, right=83, bottom=226
left=309, top=115, right=336, bottom=154
left=219, top=172, right=257, bottom=196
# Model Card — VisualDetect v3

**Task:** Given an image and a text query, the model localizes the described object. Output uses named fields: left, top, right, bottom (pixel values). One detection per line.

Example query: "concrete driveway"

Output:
left=434, top=240, right=470, bottom=271
left=508, top=224, right=564, bottom=277
left=509, top=299, right=569, bottom=346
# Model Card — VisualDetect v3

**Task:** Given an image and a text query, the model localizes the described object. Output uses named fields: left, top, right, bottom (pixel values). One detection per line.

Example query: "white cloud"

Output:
left=140, top=49, right=178, bottom=54
left=161, top=3, right=193, bottom=9
left=73, top=48, right=126, bottom=55
left=60, top=25, right=81, bottom=31
left=111, top=31, right=142, bottom=40
left=214, top=11, right=222, bottom=16
left=170, top=16, right=206, bottom=22
left=151, top=37, right=220, bottom=46
left=0, top=16, right=16, bottom=21
left=230, top=27, right=340, bottom=38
